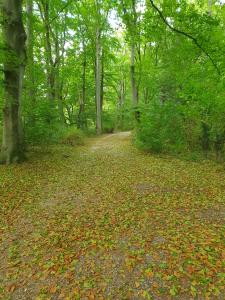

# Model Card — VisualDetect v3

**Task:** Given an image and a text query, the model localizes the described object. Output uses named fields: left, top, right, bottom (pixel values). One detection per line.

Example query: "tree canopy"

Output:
left=1, top=0, right=225, bottom=162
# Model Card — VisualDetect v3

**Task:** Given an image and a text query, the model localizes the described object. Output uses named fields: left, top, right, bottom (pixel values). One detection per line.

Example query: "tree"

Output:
left=1, top=0, right=225, bottom=162
left=26, top=0, right=36, bottom=126
left=95, top=0, right=102, bottom=134
left=120, top=0, right=140, bottom=122
left=0, top=0, right=26, bottom=164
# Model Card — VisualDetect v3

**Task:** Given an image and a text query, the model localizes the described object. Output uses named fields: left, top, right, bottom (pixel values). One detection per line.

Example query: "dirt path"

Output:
left=0, top=132, right=224, bottom=299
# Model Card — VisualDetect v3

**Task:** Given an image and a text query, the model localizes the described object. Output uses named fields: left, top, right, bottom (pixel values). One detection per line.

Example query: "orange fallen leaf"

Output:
left=49, top=285, right=57, bottom=294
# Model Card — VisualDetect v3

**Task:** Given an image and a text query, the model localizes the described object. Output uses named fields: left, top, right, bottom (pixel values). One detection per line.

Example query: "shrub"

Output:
left=135, top=101, right=186, bottom=154
left=102, top=111, right=115, bottom=133
left=0, top=126, right=2, bottom=143
left=61, top=127, right=85, bottom=146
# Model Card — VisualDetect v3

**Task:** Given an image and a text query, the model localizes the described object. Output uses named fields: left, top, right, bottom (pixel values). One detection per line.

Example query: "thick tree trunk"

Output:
left=0, top=0, right=26, bottom=164
left=129, top=0, right=139, bottom=122
left=95, top=26, right=102, bottom=135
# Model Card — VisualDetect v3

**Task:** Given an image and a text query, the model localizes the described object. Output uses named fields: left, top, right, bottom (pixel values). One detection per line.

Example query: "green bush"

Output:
left=24, top=113, right=86, bottom=147
left=25, top=122, right=64, bottom=145
left=0, top=126, right=2, bottom=144
left=83, top=127, right=97, bottom=137
left=102, top=111, right=115, bottom=133
left=24, top=100, right=61, bottom=144
left=60, top=127, right=85, bottom=146
left=135, top=101, right=186, bottom=154
left=116, top=107, right=134, bottom=131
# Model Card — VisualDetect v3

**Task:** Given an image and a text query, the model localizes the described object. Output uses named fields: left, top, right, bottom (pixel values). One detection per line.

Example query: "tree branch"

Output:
left=149, top=0, right=220, bottom=75
left=49, top=0, right=72, bottom=24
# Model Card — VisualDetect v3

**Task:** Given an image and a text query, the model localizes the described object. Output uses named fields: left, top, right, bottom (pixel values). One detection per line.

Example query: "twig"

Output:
left=149, top=0, right=220, bottom=75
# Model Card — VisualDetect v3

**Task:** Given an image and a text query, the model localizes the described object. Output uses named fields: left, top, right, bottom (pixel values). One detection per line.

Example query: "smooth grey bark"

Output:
left=208, top=0, right=212, bottom=14
left=78, top=43, right=87, bottom=129
left=121, top=0, right=139, bottom=121
left=208, top=0, right=212, bottom=15
left=100, top=49, right=104, bottom=112
left=95, top=25, right=102, bottom=135
left=0, top=0, right=26, bottom=164
left=38, top=2, right=67, bottom=124
left=117, top=78, right=126, bottom=128
left=38, top=1, right=55, bottom=103
left=66, top=104, right=73, bottom=125
left=130, top=43, right=139, bottom=120
left=55, top=34, right=65, bottom=125
left=26, top=0, right=36, bottom=126
left=56, top=76, right=65, bottom=124
left=43, top=3, right=55, bottom=103
left=130, top=0, right=140, bottom=121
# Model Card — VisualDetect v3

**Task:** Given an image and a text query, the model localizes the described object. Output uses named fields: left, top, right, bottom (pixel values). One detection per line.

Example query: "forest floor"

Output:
left=0, top=132, right=224, bottom=300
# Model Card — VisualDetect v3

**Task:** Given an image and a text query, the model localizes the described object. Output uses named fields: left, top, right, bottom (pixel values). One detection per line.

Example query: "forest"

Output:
left=0, top=0, right=225, bottom=299
left=1, top=0, right=225, bottom=162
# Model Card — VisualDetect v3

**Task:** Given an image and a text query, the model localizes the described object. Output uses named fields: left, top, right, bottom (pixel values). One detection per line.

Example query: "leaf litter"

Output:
left=0, top=132, right=224, bottom=299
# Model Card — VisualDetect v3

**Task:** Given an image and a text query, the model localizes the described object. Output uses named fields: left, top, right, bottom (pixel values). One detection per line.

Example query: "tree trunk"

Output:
left=26, top=0, right=36, bottom=126
left=66, top=105, right=73, bottom=125
left=54, top=36, right=65, bottom=125
left=0, top=0, right=26, bottom=164
left=119, top=79, right=125, bottom=108
left=44, top=4, right=55, bottom=103
left=38, top=1, right=55, bottom=103
left=78, top=48, right=86, bottom=129
left=144, top=87, right=149, bottom=104
left=95, top=26, right=102, bottom=135
left=208, top=0, right=212, bottom=16
left=100, top=50, right=104, bottom=112
left=118, top=79, right=126, bottom=128
left=130, top=43, right=139, bottom=121
left=129, top=0, right=139, bottom=122
left=56, top=78, right=65, bottom=124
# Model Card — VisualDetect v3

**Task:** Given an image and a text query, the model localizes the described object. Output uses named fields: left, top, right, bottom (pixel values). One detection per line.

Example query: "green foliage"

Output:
left=0, top=125, right=2, bottom=144
left=135, top=102, right=187, bottom=154
left=102, top=111, right=115, bottom=133
left=116, top=106, right=134, bottom=132
left=60, top=127, right=85, bottom=146
left=24, top=101, right=60, bottom=145
left=133, top=0, right=225, bottom=160
left=1, top=0, right=225, bottom=161
left=25, top=120, right=85, bottom=147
